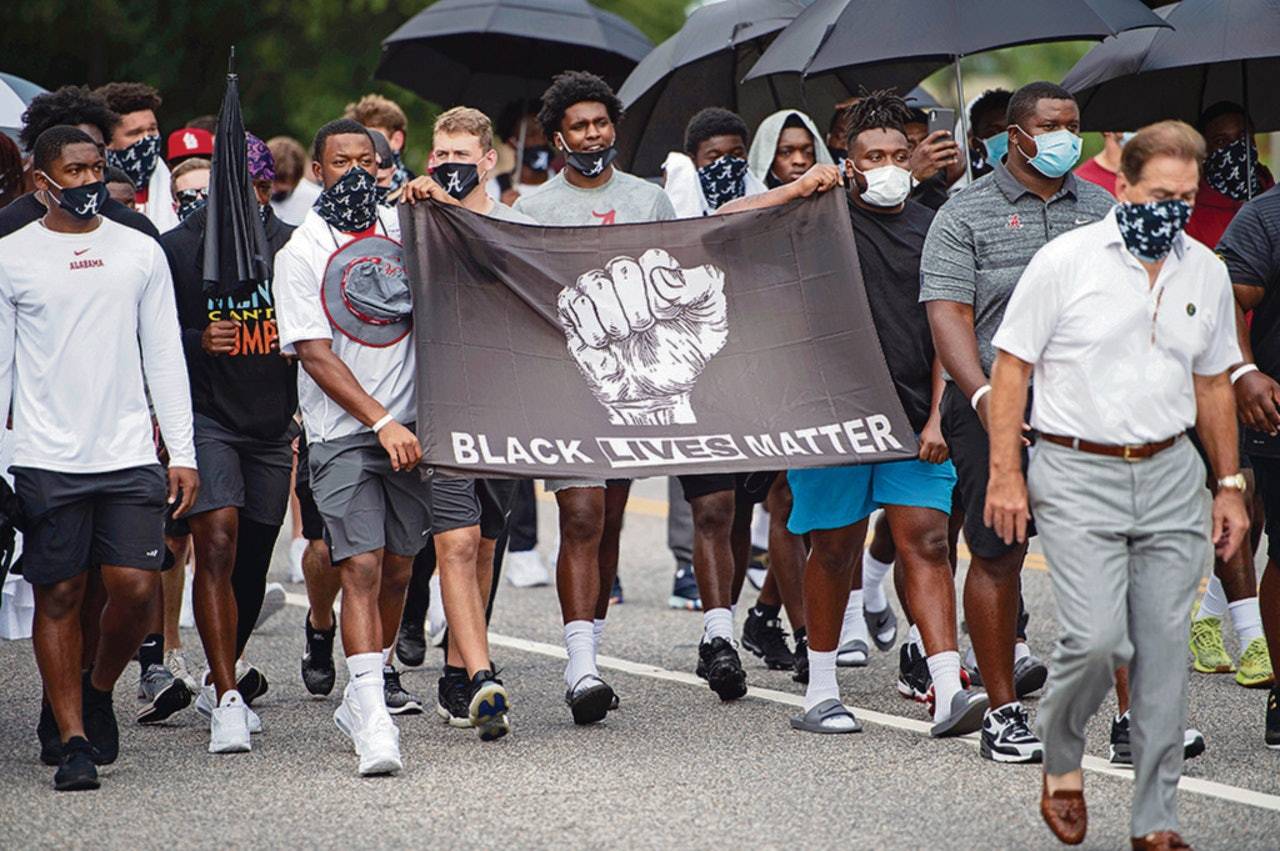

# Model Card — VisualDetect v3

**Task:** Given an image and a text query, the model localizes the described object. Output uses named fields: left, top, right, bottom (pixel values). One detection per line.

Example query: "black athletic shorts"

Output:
left=294, top=435, right=326, bottom=542
left=429, top=474, right=517, bottom=540
left=677, top=471, right=779, bottom=503
left=940, top=382, right=1035, bottom=561
left=189, top=413, right=296, bottom=525
left=1247, top=453, right=1280, bottom=560
left=13, top=464, right=167, bottom=585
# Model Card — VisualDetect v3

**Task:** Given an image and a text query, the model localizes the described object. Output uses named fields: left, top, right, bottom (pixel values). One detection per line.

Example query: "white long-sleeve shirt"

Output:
left=0, top=217, right=195, bottom=473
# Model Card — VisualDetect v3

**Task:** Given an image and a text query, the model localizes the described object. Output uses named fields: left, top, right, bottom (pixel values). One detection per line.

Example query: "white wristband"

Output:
left=1230, top=363, right=1259, bottom=385
left=970, top=384, right=992, bottom=411
left=372, top=414, right=395, bottom=433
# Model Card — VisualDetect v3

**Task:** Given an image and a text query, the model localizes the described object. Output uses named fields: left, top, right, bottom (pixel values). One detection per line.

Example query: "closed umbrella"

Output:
left=1063, top=0, right=1280, bottom=131
left=203, top=50, right=271, bottom=299
left=375, top=0, right=653, bottom=119
left=745, top=0, right=1169, bottom=180
left=1, top=71, right=47, bottom=146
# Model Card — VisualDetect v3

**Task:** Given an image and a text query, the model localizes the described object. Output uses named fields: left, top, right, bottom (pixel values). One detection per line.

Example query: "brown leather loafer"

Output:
left=1040, top=775, right=1087, bottom=845
left=1131, top=831, right=1192, bottom=850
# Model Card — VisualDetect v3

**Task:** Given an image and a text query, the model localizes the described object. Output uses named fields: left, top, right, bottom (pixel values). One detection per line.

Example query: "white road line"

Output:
left=282, top=593, right=1280, bottom=813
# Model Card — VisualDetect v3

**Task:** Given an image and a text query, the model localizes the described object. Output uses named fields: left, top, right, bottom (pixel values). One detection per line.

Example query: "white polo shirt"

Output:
left=993, top=208, right=1241, bottom=445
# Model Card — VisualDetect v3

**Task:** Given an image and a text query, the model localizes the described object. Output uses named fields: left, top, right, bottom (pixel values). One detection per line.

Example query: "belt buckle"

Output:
left=1123, top=444, right=1141, bottom=463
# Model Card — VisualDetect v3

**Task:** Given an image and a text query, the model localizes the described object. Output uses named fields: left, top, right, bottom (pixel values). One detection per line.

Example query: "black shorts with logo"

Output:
left=13, top=464, right=167, bottom=585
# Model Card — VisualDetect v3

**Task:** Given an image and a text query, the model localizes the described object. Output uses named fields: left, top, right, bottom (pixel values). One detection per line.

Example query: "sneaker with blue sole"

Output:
left=668, top=561, right=701, bottom=611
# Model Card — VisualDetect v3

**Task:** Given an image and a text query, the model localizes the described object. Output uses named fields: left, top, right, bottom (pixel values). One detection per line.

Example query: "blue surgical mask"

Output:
left=1120, top=132, right=1136, bottom=147
left=1015, top=127, right=1082, bottom=179
left=980, top=130, right=1009, bottom=167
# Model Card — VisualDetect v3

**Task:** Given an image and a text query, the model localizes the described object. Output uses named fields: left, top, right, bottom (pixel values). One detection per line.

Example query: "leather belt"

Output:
left=1039, top=432, right=1180, bottom=462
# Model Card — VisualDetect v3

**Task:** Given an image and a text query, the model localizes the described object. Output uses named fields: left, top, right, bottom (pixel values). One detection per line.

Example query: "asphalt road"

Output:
left=1, top=478, right=1278, bottom=849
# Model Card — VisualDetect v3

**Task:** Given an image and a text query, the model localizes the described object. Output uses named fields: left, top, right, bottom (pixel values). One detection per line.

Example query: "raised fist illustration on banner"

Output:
left=557, top=248, right=729, bottom=425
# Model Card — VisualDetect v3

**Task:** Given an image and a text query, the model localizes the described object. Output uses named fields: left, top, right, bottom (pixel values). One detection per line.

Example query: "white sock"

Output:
left=927, top=650, right=963, bottom=722
left=1014, top=641, right=1031, bottom=663
left=381, top=645, right=393, bottom=665
left=1199, top=576, right=1229, bottom=620
left=909, top=624, right=924, bottom=655
left=1229, top=597, right=1265, bottom=643
left=840, top=589, right=869, bottom=646
left=592, top=618, right=606, bottom=653
left=804, top=649, right=840, bottom=711
left=564, top=620, right=597, bottom=689
left=751, top=505, right=769, bottom=550
left=861, top=549, right=893, bottom=612
left=703, top=607, right=734, bottom=643
left=731, top=604, right=737, bottom=619
left=346, top=652, right=385, bottom=715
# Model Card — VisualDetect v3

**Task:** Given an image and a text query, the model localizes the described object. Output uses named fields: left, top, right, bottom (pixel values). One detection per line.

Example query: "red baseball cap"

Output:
left=166, top=127, right=214, bottom=161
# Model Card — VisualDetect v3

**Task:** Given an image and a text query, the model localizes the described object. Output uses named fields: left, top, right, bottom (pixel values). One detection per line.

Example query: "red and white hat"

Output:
left=166, top=127, right=214, bottom=162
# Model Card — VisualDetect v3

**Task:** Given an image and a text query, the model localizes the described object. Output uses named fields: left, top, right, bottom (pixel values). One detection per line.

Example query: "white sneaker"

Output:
left=427, top=574, right=447, bottom=647
left=165, top=648, right=199, bottom=694
left=334, top=684, right=402, bottom=776
left=195, top=674, right=263, bottom=734
left=209, top=690, right=252, bottom=753
left=255, top=582, right=286, bottom=630
left=288, top=537, right=307, bottom=584
left=505, top=550, right=551, bottom=588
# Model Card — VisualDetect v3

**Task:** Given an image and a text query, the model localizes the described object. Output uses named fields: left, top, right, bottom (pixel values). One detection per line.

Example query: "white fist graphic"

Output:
left=557, top=248, right=729, bottom=425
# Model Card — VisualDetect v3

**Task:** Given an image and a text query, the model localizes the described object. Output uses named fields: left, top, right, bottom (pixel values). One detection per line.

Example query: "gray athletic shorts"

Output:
left=430, top=475, right=518, bottom=539
left=12, top=464, right=167, bottom=585
left=308, top=427, right=432, bottom=562
left=189, top=413, right=296, bottom=525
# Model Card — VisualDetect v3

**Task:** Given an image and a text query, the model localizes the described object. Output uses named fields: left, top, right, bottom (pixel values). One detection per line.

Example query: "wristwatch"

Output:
left=1218, top=473, right=1247, bottom=492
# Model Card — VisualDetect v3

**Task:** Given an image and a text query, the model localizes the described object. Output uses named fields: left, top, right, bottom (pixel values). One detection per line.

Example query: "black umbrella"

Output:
left=745, top=0, right=1169, bottom=180
left=375, top=0, right=653, bottom=118
left=1063, top=0, right=1280, bottom=132
left=203, top=49, right=271, bottom=299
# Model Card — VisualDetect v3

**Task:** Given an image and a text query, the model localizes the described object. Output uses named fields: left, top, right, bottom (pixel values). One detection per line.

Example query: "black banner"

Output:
left=404, top=190, right=917, bottom=478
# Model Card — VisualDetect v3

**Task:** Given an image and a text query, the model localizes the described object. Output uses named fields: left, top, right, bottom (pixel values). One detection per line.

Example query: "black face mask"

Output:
left=314, top=167, right=379, bottom=232
left=557, top=134, right=618, bottom=178
left=42, top=173, right=109, bottom=220
left=521, top=145, right=552, bottom=173
left=431, top=162, right=480, bottom=200
left=175, top=187, right=208, bottom=222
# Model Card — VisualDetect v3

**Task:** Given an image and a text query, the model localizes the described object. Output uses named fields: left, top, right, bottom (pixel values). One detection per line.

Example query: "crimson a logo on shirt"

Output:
left=591, top=209, right=617, bottom=226
left=69, top=258, right=104, bottom=270
left=1006, top=213, right=1023, bottom=230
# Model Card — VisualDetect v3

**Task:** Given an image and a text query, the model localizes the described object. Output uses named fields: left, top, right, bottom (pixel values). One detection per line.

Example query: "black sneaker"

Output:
left=396, top=617, right=427, bottom=668
left=468, top=670, right=511, bottom=741
left=1013, top=653, right=1049, bottom=698
left=137, top=664, right=193, bottom=724
left=82, top=674, right=118, bottom=766
left=235, top=664, right=269, bottom=706
left=383, top=665, right=424, bottom=715
left=38, top=700, right=62, bottom=766
left=1109, top=711, right=1207, bottom=764
left=53, top=736, right=99, bottom=792
left=1267, top=687, right=1280, bottom=750
left=300, top=611, right=336, bottom=697
left=699, top=637, right=748, bottom=701
left=436, top=665, right=472, bottom=727
left=897, top=643, right=931, bottom=703
left=565, top=674, right=615, bottom=725
left=742, top=607, right=795, bottom=670
left=792, top=630, right=809, bottom=685
left=980, top=702, right=1043, bottom=764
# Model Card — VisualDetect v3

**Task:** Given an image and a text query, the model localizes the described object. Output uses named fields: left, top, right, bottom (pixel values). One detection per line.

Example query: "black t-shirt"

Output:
left=0, top=192, right=161, bottom=240
left=848, top=196, right=937, bottom=433
left=910, top=171, right=951, bottom=212
left=1218, top=185, right=1280, bottom=378
left=160, top=205, right=298, bottom=440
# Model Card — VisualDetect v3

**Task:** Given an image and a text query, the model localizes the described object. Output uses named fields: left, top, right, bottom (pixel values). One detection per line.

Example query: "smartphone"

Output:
left=927, top=108, right=955, bottom=137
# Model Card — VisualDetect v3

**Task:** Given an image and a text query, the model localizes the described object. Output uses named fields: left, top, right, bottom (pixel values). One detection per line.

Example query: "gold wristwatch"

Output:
left=1217, top=473, right=1247, bottom=492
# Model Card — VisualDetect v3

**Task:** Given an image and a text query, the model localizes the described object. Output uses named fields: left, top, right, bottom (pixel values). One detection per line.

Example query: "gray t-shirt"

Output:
left=514, top=169, right=677, bottom=225
left=484, top=200, right=536, bottom=224
left=919, top=162, right=1116, bottom=377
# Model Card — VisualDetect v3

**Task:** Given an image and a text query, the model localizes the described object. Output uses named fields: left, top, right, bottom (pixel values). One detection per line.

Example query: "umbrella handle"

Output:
left=953, top=55, right=973, bottom=186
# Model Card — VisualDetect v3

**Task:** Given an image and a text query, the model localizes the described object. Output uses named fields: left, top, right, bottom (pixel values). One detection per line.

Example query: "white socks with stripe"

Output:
left=927, top=650, right=963, bottom=722
left=346, top=652, right=386, bottom=717
left=564, top=620, right=597, bottom=689
left=1229, top=598, right=1265, bottom=643
left=861, top=549, right=893, bottom=612
left=703, top=607, right=734, bottom=643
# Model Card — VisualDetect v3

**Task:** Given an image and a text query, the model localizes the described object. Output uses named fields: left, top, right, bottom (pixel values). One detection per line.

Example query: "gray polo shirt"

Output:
left=919, top=162, right=1116, bottom=377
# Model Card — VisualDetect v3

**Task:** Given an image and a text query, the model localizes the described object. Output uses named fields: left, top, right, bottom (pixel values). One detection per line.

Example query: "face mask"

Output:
left=1115, top=199, right=1192, bottom=263
left=522, top=145, right=552, bottom=173
left=696, top=155, right=749, bottom=210
left=431, top=162, right=481, bottom=201
left=853, top=164, right=913, bottom=208
left=374, top=183, right=394, bottom=207
left=557, top=133, right=618, bottom=178
left=1015, top=127, right=1082, bottom=179
left=314, top=167, right=379, bottom=232
left=106, top=134, right=161, bottom=191
left=1205, top=137, right=1263, bottom=202
left=1120, top=132, right=1136, bottom=147
left=41, top=173, right=109, bottom=220
left=981, top=130, right=1009, bottom=168
left=175, top=187, right=207, bottom=222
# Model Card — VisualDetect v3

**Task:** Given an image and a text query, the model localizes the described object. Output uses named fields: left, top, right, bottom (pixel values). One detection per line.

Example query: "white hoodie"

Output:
left=747, top=110, right=834, bottom=187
